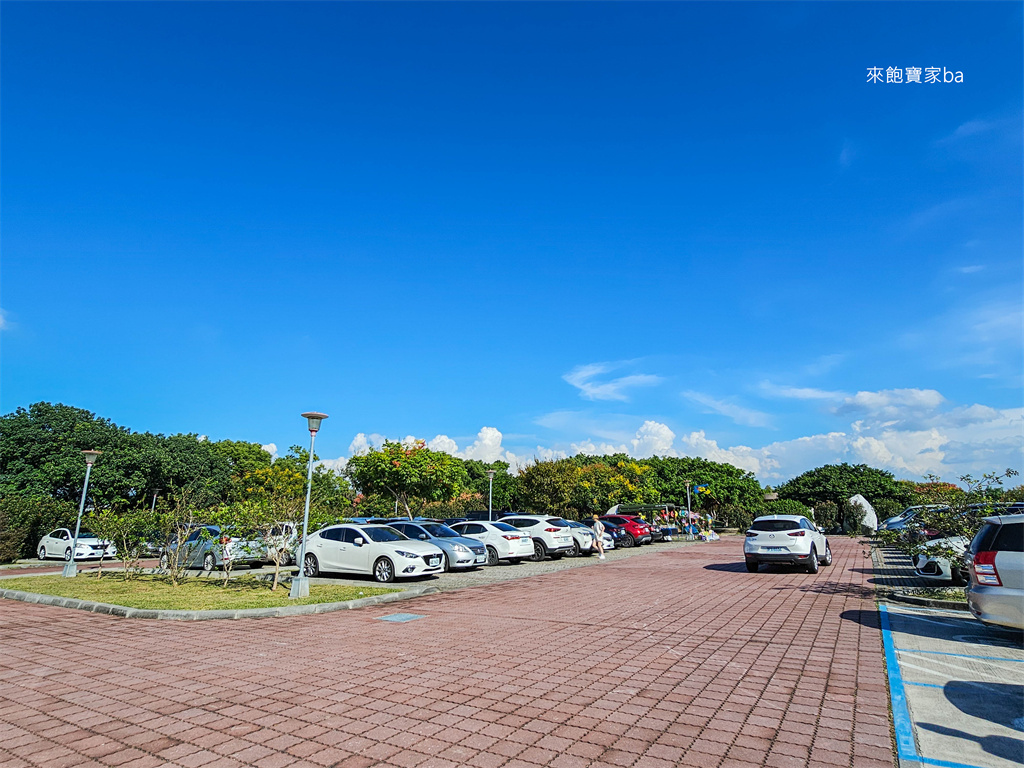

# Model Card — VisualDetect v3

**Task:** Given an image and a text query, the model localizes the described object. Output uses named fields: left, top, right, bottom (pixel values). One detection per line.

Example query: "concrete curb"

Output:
left=882, top=593, right=969, bottom=611
left=0, top=584, right=438, bottom=620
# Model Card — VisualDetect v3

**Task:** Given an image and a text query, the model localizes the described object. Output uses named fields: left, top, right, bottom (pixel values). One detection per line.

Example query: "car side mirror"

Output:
left=354, top=537, right=363, bottom=547
left=817, top=526, right=825, bottom=534
left=419, top=533, right=427, bottom=540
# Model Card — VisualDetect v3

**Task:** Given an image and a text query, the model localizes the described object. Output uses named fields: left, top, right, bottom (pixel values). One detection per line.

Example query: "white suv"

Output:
left=501, top=516, right=575, bottom=561
left=743, top=515, right=832, bottom=573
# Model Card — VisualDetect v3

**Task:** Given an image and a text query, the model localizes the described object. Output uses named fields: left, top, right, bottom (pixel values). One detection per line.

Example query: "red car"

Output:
left=599, top=515, right=653, bottom=547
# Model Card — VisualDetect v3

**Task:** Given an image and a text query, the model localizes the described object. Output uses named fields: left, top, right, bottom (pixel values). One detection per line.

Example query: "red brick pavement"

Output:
left=0, top=536, right=893, bottom=768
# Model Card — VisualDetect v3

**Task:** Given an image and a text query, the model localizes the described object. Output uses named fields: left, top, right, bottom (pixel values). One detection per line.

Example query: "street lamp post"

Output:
left=486, top=469, right=496, bottom=521
left=150, top=489, right=161, bottom=514
left=63, top=450, right=102, bottom=578
left=290, top=412, right=328, bottom=599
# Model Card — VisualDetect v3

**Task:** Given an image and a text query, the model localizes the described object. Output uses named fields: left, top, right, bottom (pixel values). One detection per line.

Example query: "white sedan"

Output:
left=449, top=521, right=534, bottom=564
left=302, top=524, right=444, bottom=582
left=743, top=515, right=832, bottom=573
left=914, top=536, right=970, bottom=585
left=38, top=529, right=116, bottom=561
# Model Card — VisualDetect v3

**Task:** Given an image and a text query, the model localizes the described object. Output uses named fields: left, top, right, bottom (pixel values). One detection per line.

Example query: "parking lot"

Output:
left=881, top=603, right=1024, bottom=768
left=0, top=535, right=893, bottom=768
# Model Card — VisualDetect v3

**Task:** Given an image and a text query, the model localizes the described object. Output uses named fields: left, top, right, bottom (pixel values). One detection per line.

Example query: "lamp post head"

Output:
left=301, top=412, right=329, bottom=433
left=82, top=450, right=102, bottom=466
left=486, top=469, right=496, bottom=480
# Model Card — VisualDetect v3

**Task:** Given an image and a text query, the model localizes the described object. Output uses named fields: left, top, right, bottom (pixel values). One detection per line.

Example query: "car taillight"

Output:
left=787, top=531, right=805, bottom=537
left=544, top=527, right=560, bottom=533
left=220, top=536, right=230, bottom=544
left=972, top=551, right=1002, bottom=586
left=745, top=531, right=757, bottom=537
left=502, top=535, right=519, bottom=540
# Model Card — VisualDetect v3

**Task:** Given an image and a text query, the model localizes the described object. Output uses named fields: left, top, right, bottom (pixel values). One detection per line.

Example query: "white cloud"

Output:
left=261, top=443, right=278, bottom=459
left=563, top=362, right=663, bottom=402
left=427, top=435, right=459, bottom=454
left=631, top=420, right=678, bottom=457
left=348, top=432, right=387, bottom=455
left=835, top=388, right=946, bottom=424
left=318, top=456, right=349, bottom=473
left=760, top=381, right=847, bottom=401
left=683, top=391, right=774, bottom=428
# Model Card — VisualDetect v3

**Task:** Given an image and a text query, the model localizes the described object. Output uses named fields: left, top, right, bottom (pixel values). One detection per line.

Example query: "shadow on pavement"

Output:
left=945, top=681, right=1024, bottom=730
left=917, top=721, right=1024, bottom=762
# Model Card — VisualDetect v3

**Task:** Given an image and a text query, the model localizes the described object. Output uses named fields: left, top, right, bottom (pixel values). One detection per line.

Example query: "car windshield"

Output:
left=492, top=523, right=517, bottom=532
left=422, top=524, right=460, bottom=538
left=77, top=531, right=97, bottom=538
left=362, top=527, right=408, bottom=542
left=750, top=520, right=801, bottom=532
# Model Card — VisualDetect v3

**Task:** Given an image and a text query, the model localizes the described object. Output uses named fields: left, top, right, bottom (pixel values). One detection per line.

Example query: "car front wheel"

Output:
left=159, top=553, right=169, bottom=569
left=568, top=541, right=581, bottom=557
left=203, top=553, right=216, bottom=572
left=821, top=543, right=833, bottom=567
left=374, top=557, right=395, bottom=583
left=38, top=546, right=47, bottom=561
left=64, top=547, right=73, bottom=562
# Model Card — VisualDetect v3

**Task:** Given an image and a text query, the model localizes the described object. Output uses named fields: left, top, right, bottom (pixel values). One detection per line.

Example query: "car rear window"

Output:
left=976, top=522, right=1024, bottom=553
left=750, top=520, right=801, bottom=532
left=492, top=523, right=517, bottom=532
left=545, top=518, right=569, bottom=527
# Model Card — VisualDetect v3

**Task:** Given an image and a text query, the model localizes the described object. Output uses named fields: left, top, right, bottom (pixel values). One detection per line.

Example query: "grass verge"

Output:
left=0, top=574, right=397, bottom=610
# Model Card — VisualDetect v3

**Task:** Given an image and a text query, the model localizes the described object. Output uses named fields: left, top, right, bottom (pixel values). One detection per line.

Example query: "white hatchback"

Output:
left=743, top=515, right=832, bottom=574
left=303, top=524, right=444, bottom=583
left=449, top=521, right=534, bottom=564
left=38, top=529, right=116, bottom=561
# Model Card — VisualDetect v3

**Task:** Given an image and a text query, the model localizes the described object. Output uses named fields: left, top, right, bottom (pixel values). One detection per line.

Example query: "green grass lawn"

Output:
left=0, top=573, right=397, bottom=610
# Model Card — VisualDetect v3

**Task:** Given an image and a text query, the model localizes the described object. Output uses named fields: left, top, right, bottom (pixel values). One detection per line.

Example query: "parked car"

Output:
left=501, top=516, right=574, bottom=561
left=265, top=521, right=298, bottom=566
left=562, top=521, right=595, bottom=556
left=966, top=512, right=1024, bottom=630
left=913, top=536, right=970, bottom=585
left=449, top=521, right=534, bottom=564
left=582, top=518, right=630, bottom=547
left=303, top=524, right=444, bottom=582
left=37, top=529, right=116, bottom=561
left=599, top=515, right=653, bottom=547
left=743, top=515, right=832, bottom=573
left=568, top=520, right=613, bottom=551
left=879, top=505, right=943, bottom=533
left=388, top=520, right=487, bottom=571
left=159, top=525, right=265, bottom=572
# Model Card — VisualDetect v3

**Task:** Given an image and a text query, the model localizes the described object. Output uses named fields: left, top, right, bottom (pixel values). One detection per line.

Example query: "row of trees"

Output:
left=2, top=402, right=1021, bottom=565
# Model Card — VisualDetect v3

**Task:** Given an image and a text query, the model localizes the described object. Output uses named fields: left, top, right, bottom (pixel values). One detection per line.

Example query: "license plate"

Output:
left=764, top=547, right=787, bottom=553
left=428, top=556, right=440, bottom=566
left=475, top=555, right=486, bottom=563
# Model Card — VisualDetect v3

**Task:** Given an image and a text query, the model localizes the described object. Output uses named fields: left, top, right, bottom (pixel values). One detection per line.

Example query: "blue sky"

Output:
left=2, top=2, right=1022, bottom=483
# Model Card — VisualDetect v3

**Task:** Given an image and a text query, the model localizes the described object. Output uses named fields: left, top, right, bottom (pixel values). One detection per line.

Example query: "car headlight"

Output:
left=452, top=544, right=470, bottom=553
left=395, top=550, right=421, bottom=559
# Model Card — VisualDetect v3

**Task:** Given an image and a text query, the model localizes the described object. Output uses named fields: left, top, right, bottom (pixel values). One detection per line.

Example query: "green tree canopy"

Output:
left=777, top=463, right=912, bottom=510
left=344, top=440, right=462, bottom=518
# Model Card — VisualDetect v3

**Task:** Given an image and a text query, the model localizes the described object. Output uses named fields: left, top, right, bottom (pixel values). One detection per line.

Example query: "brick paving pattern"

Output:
left=0, top=536, right=894, bottom=768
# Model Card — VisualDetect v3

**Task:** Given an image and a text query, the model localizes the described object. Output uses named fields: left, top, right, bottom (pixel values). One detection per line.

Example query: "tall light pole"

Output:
left=150, top=489, right=161, bottom=514
left=486, top=469, right=496, bottom=521
left=290, top=412, right=328, bottom=599
left=63, top=450, right=102, bottom=578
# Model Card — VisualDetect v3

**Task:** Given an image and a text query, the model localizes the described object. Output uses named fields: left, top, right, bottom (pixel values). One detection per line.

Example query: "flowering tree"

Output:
left=345, top=441, right=463, bottom=518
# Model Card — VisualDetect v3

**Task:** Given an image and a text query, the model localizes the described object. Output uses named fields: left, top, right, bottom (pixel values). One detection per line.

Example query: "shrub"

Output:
left=0, top=495, right=76, bottom=561
left=766, top=498, right=811, bottom=519
left=811, top=500, right=839, bottom=531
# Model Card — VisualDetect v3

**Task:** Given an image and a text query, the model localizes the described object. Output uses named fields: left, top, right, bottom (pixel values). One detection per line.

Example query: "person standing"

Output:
left=592, top=514, right=606, bottom=560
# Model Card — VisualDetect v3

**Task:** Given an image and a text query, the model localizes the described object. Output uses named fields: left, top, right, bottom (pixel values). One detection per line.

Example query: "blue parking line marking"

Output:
left=894, top=648, right=1024, bottom=663
left=878, top=604, right=989, bottom=768
left=904, top=681, right=944, bottom=689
